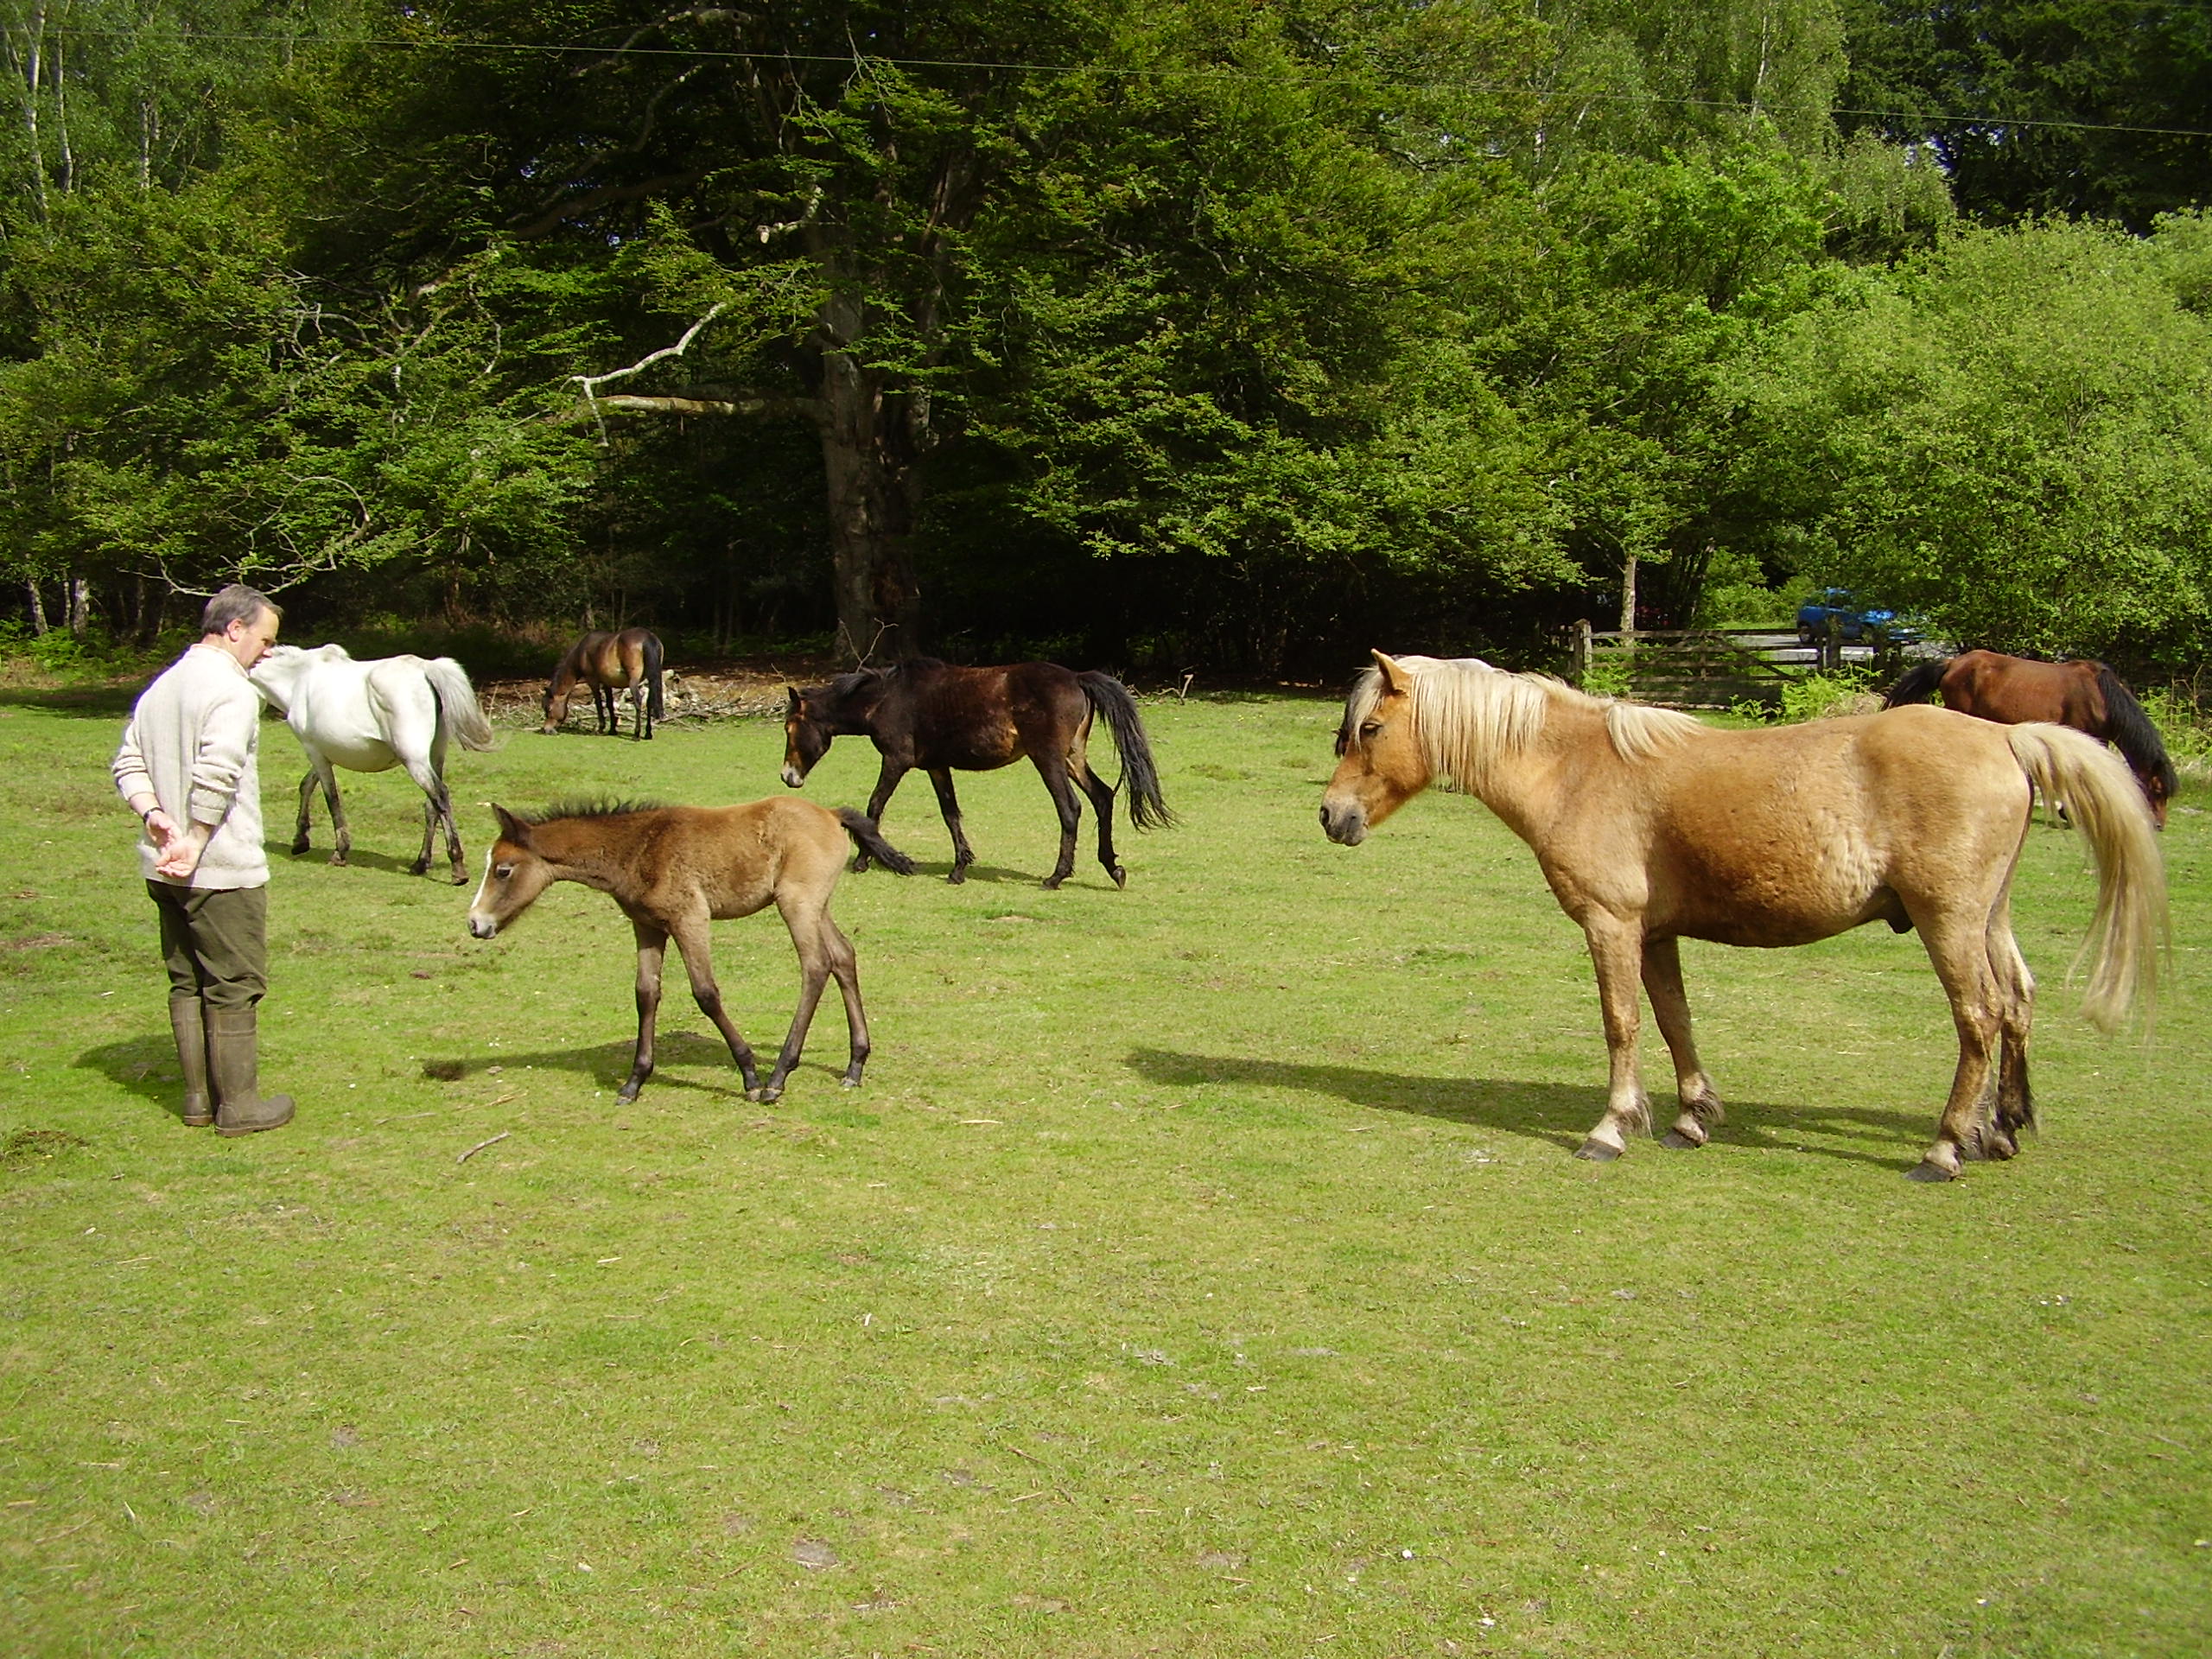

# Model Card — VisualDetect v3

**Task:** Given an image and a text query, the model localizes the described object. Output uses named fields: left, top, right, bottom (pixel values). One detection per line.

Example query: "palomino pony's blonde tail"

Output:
left=2005, top=722, right=2169, bottom=1032
left=426, top=657, right=499, bottom=752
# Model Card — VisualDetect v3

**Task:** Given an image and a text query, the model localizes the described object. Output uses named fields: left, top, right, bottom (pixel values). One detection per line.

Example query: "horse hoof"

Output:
left=1905, top=1159, right=1957, bottom=1183
left=327, top=853, right=348, bottom=867
left=290, top=842, right=311, bottom=857
left=410, top=861, right=430, bottom=877
left=1109, top=868, right=1128, bottom=890
left=948, top=868, right=969, bottom=886
left=616, top=1085, right=643, bottom=1104
left=1661, top=1129, right=1705, bottom=1150
left=1573, top=1137, right=1622, bottom=1162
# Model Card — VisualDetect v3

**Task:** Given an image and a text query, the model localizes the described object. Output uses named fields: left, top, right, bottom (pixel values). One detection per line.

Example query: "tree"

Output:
left=1729, top=218, right=2212, bottom=661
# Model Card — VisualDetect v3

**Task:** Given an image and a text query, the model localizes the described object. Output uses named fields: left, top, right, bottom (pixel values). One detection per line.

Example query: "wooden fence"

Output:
left=1565, top=621, right=1914, bottom=710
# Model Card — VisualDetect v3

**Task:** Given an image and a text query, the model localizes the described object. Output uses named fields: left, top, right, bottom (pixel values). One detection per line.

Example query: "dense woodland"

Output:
left=3, top=0, right=2211, bottom=674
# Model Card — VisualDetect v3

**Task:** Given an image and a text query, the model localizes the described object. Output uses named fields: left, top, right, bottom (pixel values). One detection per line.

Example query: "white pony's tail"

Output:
left=2006, top=722, right=2168, bottom=1031
left=427, top=657, right=498, bottom=751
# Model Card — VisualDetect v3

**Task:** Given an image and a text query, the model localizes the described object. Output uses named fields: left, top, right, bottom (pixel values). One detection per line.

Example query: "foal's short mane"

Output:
left=518, top=798, right=667, bottom=827
left=1345, top=656, right=1701, bottom=788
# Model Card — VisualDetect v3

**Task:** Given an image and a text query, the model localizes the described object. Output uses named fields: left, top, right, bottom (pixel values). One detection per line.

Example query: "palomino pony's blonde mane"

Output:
left=1347, top=656, right=1702, bottom=791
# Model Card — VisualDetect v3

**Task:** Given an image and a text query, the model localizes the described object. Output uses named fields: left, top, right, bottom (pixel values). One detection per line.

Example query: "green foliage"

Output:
left=1777, top=665, right=1875, bottom=721
left=1731, top=219, right=2212, bottom=663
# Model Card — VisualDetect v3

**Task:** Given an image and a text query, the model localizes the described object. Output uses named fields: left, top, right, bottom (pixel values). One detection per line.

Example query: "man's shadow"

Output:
left=1126, top=1048, right=1932, bottom=1171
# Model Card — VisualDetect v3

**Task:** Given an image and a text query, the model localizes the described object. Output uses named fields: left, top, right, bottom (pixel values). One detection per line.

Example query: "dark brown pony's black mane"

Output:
left=518, top=798, right=667, bottom=827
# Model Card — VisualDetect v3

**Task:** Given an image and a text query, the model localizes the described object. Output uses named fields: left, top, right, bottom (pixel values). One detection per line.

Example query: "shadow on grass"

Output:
left=77, top=1031, right=195, bottom=1127
left=265, top=839, right=468, bottom=881
left=1128, top=1047, right=1936, bottom=1172
left=0, top=683, right=141, bottom=718
left=416, top=1031, right=860, bottom=1100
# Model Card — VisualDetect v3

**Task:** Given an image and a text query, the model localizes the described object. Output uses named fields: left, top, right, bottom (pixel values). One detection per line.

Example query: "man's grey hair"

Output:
left=200, top=584, right=279, bottom=636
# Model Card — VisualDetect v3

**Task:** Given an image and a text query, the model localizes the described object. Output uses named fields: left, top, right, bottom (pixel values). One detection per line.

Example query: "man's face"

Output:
left=217, top=607, right=280, bottom=670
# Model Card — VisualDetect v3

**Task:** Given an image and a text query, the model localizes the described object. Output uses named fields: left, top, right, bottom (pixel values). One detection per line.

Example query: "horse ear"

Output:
left=785, top=686, right=801, bottom=714
left=492, top=805, right=531, bottom=847
left=1371, top=651, right=1414, bottom=696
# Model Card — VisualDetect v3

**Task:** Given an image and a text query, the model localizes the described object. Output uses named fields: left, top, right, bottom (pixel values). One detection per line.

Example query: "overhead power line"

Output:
left=20, top=27, right=2212, bottom=143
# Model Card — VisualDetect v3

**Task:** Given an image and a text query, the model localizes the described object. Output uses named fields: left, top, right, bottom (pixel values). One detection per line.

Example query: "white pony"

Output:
left=250, top=644, right=497, bottom=883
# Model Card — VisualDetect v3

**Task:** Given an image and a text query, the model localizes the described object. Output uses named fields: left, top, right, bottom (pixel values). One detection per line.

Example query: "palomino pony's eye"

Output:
left=1360, top=721, right=1382, bottom=741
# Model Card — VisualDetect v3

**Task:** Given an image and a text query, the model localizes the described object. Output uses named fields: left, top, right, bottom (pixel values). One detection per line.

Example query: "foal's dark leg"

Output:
left=760, top=897, right=842, bottom=1102
left=668, top=914, right=763, bottom=1098
left=857, top=760, right=914, bottom=875
left=1031, top=755, right=1085, bottom=889
left=926, top=768, right=976, bottom=884
left=1070, top=754, right=1125, bottom=888
left=620, top=919, right=668, bottom=1103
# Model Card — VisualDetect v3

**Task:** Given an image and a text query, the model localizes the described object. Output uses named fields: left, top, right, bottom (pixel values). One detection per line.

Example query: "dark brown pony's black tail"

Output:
left=643, top=632, right=665, bottom=721
left=1076, top=672, right=1175, bottom=830
left=1883, top=656, right=1952, bottom=708
left=836, top=809, right=918, bottom=874
left=2094, top=664, right=2177, bottom=806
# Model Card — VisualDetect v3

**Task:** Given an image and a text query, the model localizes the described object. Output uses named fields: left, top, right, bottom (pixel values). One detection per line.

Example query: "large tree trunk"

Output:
left=813, top=289, right=926, bottom=666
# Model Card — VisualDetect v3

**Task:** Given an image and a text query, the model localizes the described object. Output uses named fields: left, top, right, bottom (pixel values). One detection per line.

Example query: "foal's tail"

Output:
left=836, top=809, right=918, bottom=876
left=1077, top=671, right=1175, bottom=830
left=2006, top=723, right=2169, bottom=1032
left=427, top=657, right=498, bottom=751
left=642, top=632, right=666, bottom=721
left=1883, top=656, right=1952, bottom=708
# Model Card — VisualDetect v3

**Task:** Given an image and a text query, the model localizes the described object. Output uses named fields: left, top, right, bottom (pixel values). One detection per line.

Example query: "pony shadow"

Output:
left=417, top=1032, right=850, bottom=1101
left=1126, top=1048, right=1934, bottom=1172
left=266, top=840, right=423, bottom=877
left=77, top=1033, right=197, bottom=1126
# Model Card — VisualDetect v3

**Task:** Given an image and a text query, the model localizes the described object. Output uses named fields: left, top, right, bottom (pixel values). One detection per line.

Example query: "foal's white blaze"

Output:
left=467, top=855, right=504, bottom=938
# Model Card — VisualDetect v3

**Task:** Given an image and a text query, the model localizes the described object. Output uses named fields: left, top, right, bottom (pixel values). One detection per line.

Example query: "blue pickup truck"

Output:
left=1796, top=589, right=1919, bottom=645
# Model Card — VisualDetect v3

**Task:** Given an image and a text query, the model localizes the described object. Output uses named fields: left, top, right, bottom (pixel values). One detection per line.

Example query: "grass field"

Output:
left=3, top=678, right=2209, bottom=1656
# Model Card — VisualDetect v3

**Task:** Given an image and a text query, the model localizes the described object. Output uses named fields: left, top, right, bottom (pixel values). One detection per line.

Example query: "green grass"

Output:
left=3, top=685, right=2209, bottom=1656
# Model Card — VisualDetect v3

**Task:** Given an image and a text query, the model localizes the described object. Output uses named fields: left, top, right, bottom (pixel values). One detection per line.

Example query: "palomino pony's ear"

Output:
left=1370, top=651, right=1414, bottom=697
left=491, top=805, right=532, bottom=848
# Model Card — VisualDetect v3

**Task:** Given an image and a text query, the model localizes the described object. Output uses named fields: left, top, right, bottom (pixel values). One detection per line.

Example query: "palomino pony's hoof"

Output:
left=1905, top=1159, right=1957, bottom=1183
left=1573, top=1137, right=1622, bottom=1162
left=1661, top=1129, right=1705, bottom=1150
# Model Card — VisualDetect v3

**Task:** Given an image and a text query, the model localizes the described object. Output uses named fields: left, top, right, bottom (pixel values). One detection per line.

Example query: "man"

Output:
left=112, top=584, right=295, bottom=1135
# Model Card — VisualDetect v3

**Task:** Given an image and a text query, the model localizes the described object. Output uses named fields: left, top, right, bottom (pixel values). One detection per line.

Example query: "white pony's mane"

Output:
left=1344, top=655, right=1701, bottom=789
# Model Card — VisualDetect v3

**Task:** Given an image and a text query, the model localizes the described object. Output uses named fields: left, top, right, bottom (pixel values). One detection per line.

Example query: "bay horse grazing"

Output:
left=1322, top=652, right=2166, bottom=1182
left=249, top=644, right=497, bottom=884
left=1885, top=650, right=2177, bottom=827
left=466, top=798, right=916, bottom=1104
left=780, top=658, right=1174, bottom=888
left=542, top=628, right=665, bottom=740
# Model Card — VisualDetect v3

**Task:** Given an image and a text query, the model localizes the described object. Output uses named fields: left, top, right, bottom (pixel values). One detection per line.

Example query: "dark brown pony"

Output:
left=781, top=657, right=1173, bottom=888
left=542, top=628, right=665, bottom=740
left=1885, top=651, right=2177, bottom=827
left=466, top=798, right=915, bottom=1104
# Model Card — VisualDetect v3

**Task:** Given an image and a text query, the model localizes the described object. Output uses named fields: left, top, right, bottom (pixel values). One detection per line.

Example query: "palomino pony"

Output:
left=249, top=644, right=497, bottom=884
left=1885, top=650, right=2177, bottom=827
left=542, top=628, right=665, bottom=740
left=466, top=798, right=916, bottom=1104
left=1321, top=652, right=2166, bottom=1181
left=781, top=657, right=1173, bottom=888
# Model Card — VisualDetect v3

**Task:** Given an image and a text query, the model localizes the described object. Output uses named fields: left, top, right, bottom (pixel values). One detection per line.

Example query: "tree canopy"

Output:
left=3, top=0, right=2209, bottom=671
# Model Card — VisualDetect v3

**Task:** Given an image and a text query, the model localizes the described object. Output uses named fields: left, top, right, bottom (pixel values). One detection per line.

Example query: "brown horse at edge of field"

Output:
left=1885, top=649, right=2177, bottom=828
left=542, top=628, right=665, bottom=740
left=780, top=657, right=1173, bottom=889
left=1321, top=652, right=2166, bottom=1182
left=465, top=797, right=916, bottom=1104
